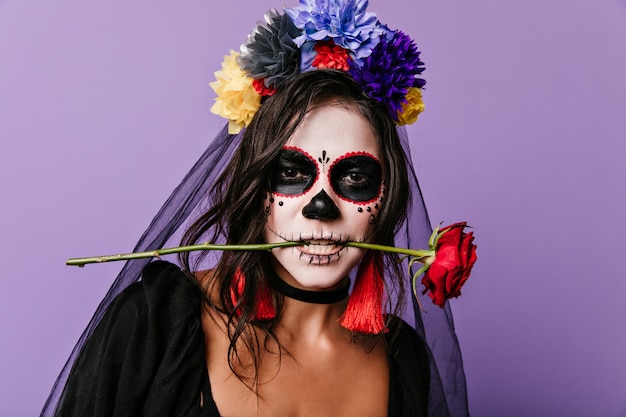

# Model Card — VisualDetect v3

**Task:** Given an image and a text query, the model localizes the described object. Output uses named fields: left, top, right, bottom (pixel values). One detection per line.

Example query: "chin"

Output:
left=270, top=245, right=365, bottom=290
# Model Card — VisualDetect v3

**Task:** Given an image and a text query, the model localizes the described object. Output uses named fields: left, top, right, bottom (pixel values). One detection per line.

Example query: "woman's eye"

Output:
left=341, top=173, right=369, bottom=188
left=271, top=148, right=318, bottom=196
left=329, top=154, right=382, bottom=203
left=280, top=169, right=309, bottom=183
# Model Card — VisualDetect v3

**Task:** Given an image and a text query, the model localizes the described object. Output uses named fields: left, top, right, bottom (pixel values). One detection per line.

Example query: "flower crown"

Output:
left=210, top=0, right=426, bottom=134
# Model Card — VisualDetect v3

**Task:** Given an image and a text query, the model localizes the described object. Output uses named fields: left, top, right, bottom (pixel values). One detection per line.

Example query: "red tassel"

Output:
left=230, top=268, right=276, bottom=320
left=254, top=276, right=277, bottom=320
left=338, top=251, right=387, bottom=334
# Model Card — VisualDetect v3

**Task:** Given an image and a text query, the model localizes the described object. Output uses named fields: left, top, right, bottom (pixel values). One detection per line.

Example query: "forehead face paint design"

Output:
left=270, top=147, right=318, bottom=197
left=318, top=150, right=331, bottom=173
left=329, top=151, right=382, bottom=204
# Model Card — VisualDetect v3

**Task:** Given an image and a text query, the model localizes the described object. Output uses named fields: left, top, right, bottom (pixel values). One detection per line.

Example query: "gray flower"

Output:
left=238, top=9, right=301, bottom=90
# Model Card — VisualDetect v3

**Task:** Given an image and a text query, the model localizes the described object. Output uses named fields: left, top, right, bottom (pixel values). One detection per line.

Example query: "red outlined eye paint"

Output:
left=270, top=146, right=319, bottom=197
left=328, top=152, right=382, bottom=204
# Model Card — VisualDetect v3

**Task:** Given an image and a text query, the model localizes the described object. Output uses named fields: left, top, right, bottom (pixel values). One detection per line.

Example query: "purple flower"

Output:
left=285, top=0, right=383, bottom=59
left=349, top=29, right=426, bottom=121
left=238, top=9, right=301, bottom=90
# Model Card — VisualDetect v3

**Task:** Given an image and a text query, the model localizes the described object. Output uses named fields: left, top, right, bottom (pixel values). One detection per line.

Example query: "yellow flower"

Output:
left=396, top=87, right=425, bottom=126
left=210, top=51, right=261, bottom=134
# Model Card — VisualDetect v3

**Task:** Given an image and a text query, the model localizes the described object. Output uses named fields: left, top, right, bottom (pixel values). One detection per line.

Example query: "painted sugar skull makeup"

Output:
left=264, top=103, right=386, bottom=291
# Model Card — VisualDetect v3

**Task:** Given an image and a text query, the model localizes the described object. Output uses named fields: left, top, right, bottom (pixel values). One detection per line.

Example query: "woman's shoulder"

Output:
left=385, top=315, right=425, bottom=352
left=385, top=315, right=430, bottom=371
left=141, top=259, right=198, bottom=292
left=87, top=260, right=204, bottom=345
left=58, top=260, right=208, bottom=416
left=113, top=260, right=201, bottom=310
left=385, top=315, right=431, bottom=417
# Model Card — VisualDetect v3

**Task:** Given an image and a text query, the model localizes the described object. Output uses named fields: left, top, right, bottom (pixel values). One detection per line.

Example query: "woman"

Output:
left=187, top=70, right=429, bottom=416
left=42, top=2, right=469, bottom=416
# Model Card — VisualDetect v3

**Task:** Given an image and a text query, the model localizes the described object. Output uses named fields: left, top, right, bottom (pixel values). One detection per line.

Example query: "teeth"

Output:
left=308, top=240, right=333, bottom=245
left=304, top=242, right=337, bottom=255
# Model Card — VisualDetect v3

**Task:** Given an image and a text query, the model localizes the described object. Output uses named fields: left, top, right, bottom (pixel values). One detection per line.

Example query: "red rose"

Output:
left=421, top=222, right=477, bottom=308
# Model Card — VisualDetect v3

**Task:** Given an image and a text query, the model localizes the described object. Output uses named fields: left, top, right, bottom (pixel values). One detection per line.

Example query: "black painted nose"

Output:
left=302, top=190, right=340, bottom=220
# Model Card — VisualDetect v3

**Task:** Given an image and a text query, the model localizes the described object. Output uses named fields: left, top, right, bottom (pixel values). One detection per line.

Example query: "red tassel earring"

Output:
left=230, top=268, right=276, bottom=320
left=338, top=250, right=387, bottom=334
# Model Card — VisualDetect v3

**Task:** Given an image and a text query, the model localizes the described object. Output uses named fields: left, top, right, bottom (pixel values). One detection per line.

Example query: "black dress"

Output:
left=54, top=261, right=429, bottom=417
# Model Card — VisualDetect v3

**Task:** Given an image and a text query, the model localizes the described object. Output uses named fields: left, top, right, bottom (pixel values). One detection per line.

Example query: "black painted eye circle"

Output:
left=330, top=154, right=382, bottom=203
left=270, top=148, right=318, bottom=196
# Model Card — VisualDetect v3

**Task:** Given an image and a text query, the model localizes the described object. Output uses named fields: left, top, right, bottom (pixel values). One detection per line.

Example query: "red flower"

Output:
left=252, top=78, right=277, bottom=97
left=312, top=40, right=351, bottom=71
left=421, top=222, right=477, bottom=308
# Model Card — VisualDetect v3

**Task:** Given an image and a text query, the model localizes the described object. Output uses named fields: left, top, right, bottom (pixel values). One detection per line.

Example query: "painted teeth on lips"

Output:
left=300, top=240, right=340, bottom=255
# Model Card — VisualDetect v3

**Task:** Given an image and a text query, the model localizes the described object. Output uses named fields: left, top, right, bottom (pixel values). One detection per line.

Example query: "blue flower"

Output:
left=285, top=0, right=382, bottom=59
left=238, top=9, right=301, bottom=90
left=349, top=29, right=426, bottom=121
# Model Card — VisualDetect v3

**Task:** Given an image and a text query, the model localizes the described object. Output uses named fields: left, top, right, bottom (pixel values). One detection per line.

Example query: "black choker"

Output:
left=272, top=274, right=350, bottom=304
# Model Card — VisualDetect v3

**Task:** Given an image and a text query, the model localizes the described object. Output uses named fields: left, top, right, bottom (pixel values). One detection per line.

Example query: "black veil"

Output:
left=41, top=125, right=468, bottom=416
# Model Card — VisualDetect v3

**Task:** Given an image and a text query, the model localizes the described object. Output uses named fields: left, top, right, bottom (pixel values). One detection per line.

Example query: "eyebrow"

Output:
left=329, top=152, right=382, bottom=171
left=278, top=149, right=314, bottom=164
left=333, top=156, right=379, bottom=168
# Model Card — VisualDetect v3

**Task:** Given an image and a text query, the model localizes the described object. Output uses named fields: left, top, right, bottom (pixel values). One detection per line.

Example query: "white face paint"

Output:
left=264, top=104, right=385, bottom=291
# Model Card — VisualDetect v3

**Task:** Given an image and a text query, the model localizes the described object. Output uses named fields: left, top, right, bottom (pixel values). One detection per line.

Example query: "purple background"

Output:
left=1, top=1, right=625, bottom=416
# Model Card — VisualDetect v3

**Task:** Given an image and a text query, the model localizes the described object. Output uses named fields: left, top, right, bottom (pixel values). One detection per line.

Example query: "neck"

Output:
left=279, top=295, right=350, bottom=345
left=270, top=271, right=352, bottom=344
left=273, top=274, right=350, bottom=304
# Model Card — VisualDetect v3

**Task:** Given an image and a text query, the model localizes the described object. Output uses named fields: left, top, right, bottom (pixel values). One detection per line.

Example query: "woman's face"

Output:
left=264, top=103, right=385, bottom=290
